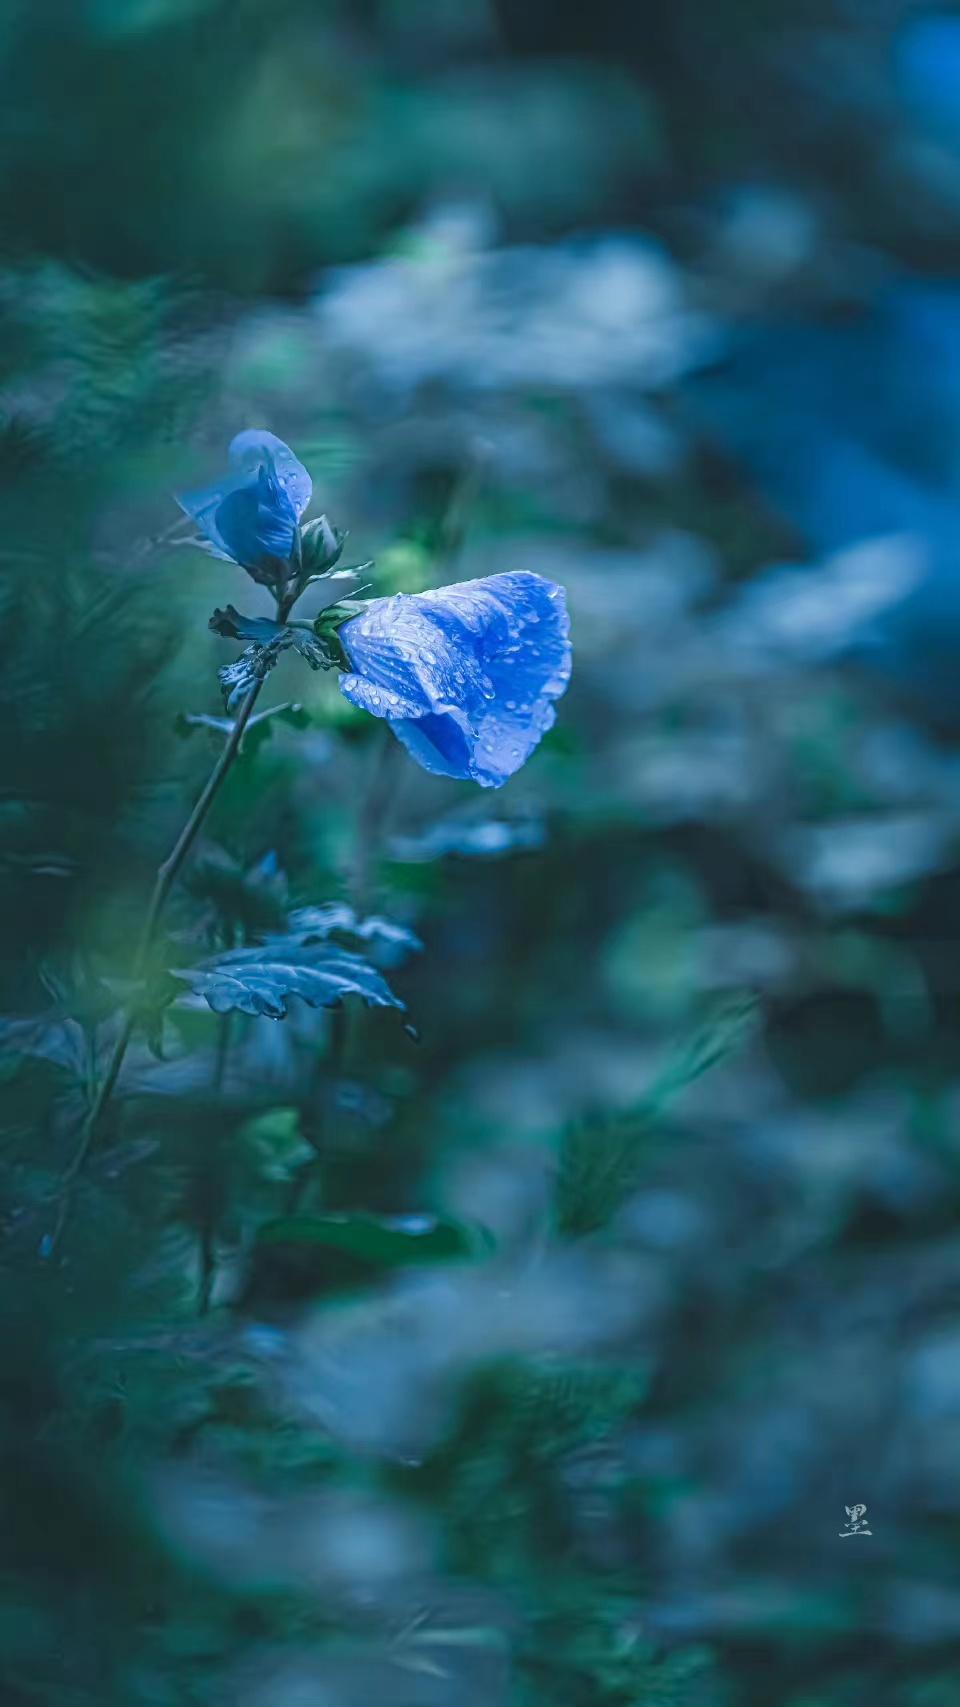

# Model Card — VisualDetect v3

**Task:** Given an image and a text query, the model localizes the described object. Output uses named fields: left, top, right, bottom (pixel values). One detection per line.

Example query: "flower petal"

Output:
left=339, top=668, right=426, bottom=721
left=176, top=431, right=309, bottom=579
left=228, top=430, right=312, bottom=521
left=389, top=710, right=475, bottom=780
left=175, top=477, right=242, bottom=562
left=214, top=465, right=298, bottom=572
left=339, top=571, right=571, bottom=786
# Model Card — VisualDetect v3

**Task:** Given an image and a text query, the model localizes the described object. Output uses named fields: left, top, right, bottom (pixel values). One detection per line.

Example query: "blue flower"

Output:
left=338, top=572, right=571, bottom=787
left=177, top=430, right=312, bottom=592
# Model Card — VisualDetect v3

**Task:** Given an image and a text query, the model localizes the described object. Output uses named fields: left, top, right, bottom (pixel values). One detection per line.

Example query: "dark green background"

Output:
left=2, top=4, right=959, bottom=1704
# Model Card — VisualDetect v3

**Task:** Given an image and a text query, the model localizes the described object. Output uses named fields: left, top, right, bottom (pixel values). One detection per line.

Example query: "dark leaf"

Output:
left=171, top=941, right=404, bottom=1019
left=258, top=1211, right=482, bottom=1261
left=245, top=1211, right=490, bottom=1304
left=209, top=605, right=286, bottom=645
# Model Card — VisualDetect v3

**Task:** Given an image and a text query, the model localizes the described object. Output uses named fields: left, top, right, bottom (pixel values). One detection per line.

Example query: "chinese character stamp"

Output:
left=839, top=1503, right=871, bottom=1537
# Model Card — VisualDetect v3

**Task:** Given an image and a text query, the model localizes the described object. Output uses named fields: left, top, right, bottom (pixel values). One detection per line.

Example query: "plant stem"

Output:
left=133, top=678, right=266, bottom=970
left=46, top=677, right=265, bottom=1253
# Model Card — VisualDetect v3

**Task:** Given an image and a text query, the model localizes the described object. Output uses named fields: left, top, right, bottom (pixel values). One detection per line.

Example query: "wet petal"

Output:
left=390, top=710, right=475, bottom=780
left=176, top=431, right=310, bottom=579
left=175, top=477, right=242, bottom=562
left=339, top=571, right=571, bottom=786
left=214, top=465, right=298, bottom=571
left=228, top=430, right=312, bottom=521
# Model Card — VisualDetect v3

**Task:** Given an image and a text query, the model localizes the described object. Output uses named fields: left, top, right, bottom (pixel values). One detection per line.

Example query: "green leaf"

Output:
left=171, top=941, right=404, bottom=1019
left=245, top=1211, right=491, bottom=1302
left=258, top=1211, right=483, bottom=1262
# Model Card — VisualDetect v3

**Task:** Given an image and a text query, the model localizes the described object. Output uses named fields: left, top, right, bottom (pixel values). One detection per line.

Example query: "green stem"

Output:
left=46, top=676, right=266, bottom=1253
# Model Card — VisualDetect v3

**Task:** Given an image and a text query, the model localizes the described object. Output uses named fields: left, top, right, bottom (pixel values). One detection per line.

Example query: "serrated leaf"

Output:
left=171, top=941, right=404, bottom=1019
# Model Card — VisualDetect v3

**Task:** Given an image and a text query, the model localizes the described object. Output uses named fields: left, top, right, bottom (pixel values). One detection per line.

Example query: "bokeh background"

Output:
left=4, top=2, right=960, bottom=1702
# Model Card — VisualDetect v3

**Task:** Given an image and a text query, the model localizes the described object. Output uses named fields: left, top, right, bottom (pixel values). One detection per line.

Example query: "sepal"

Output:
left=299, top=515, right=344, bottom=577
left=209, top=605, right=342, bottom=710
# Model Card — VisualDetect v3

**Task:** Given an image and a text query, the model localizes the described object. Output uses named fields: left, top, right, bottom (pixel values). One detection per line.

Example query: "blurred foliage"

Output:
left=4, top=2, right=960, bottom=1706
